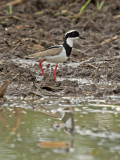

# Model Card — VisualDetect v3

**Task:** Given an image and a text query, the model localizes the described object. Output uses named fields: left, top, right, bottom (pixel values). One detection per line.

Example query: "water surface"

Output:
left=0, top=98, right=120, bottom=160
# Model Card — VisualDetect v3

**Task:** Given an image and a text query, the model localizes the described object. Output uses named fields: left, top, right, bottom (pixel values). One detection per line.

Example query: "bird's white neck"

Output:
left=66, top=38, right=73, bottom=47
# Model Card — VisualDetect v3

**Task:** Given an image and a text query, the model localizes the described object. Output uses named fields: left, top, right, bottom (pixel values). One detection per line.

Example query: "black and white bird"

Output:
left=27, top=30, right=84, bottom=81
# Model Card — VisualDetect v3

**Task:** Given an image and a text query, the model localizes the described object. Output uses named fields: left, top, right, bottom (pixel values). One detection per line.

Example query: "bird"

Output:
left=26, top=30, right=85, bottom=81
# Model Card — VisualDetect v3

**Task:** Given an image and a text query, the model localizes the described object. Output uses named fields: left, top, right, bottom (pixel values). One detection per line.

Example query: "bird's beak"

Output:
left=79, top=35, right=85, bottom=39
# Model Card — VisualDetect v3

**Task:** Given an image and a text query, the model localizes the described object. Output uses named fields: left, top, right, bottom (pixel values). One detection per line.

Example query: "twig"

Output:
left=85, top=63, right=98, bottom=69
left=101, top=35, right=117, bottom=45
left=4, top=69, right=19, bottom=78
left=12, top=73, right=19, bottom=81
left=114, top=15, right=120, bottom=19
left=0, top=15, right=26, bottom=21
left=79, top=57, right=94, bottom=65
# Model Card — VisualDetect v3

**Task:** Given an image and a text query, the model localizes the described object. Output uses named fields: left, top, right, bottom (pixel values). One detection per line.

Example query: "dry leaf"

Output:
left=6, top=0, right=24, bottom=6
left=0, top=80, right=10, bottom=98
left=92, top=148, right=99, bottom=156
left=86, top=91, right=93, bottom=95
left=39, top=142, right=68, bottom=148
left=16, top=25, right=30, bottom=30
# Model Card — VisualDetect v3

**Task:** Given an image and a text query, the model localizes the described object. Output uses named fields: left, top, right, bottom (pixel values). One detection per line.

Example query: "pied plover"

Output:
left=27, top=30, right=84, bottom=81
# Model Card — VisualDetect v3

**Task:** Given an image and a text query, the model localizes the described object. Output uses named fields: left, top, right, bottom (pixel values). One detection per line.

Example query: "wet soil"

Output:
left=0, top=0, right=120, bottom=104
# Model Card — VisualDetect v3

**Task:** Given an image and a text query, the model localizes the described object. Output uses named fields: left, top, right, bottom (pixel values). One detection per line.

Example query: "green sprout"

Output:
left=4, top=4, right=13, bottom=14
left=9, top=5, right=13, bottom=14
left=97, top=0, right=104, bottom=10
left=79, top=0, right=91, bottom=16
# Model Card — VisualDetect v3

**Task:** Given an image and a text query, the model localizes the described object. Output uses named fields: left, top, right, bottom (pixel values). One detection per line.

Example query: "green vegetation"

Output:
left=4, top=5, right=13, bottom=14
left=97, top=0, right=105, bottom=10
left=9, top=5, right=13, bottom=14
left=79, top=0, right=91, bottom=16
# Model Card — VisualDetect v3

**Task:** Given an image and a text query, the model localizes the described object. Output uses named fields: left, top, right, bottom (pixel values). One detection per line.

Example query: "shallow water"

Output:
left=0, top=98, right=120, bottom=160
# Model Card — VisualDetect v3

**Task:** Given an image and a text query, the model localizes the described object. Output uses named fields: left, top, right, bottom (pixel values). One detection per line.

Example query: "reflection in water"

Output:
left=0, top=104, right=120, bottom=160
left=0, top=107, right=23, bottom=143
left=0, top=106, right=75, bottom=151
left=0, top=108, right=10, bottom=129
left=36, top=106, right=75, bottom=149
left=62, top=110, right=74, bottom=148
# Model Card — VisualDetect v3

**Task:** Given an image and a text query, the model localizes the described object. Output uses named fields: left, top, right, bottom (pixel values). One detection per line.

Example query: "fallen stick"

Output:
left=101, top=35, right=117, bottom=45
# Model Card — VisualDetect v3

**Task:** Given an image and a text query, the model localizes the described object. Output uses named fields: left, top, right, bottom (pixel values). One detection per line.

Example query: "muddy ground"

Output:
left=0, top=0, right=120, bottom=104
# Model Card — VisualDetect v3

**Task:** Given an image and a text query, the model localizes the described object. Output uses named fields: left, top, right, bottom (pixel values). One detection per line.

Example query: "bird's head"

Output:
left=65, top=30, right=85, bottom=40
left=64, top=30, right=85, bottom=47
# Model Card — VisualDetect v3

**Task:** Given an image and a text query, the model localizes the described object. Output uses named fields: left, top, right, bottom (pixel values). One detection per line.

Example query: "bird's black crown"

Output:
left=65, top=30, right=79, bottom=39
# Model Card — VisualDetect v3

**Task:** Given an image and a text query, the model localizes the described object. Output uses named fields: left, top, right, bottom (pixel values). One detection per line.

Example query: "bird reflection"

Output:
left=62, top=110, right=74, bottom=148
left=36, top=106, right=75, bottom=148
left=0, top=105, right=75, bottom=150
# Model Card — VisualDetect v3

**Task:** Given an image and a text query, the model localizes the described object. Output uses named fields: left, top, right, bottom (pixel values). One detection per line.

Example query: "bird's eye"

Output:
left=72, top=33, right=76, bottom=36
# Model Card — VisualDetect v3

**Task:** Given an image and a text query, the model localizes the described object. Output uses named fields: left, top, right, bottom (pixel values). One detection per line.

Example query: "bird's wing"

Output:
left=26, top=46, right=63, bottom=59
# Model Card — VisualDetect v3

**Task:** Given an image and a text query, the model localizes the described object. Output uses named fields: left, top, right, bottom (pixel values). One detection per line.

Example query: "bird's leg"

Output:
left=54, top=64, right=58, bottom=81
left=39, top=59, right=46, bottom=76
